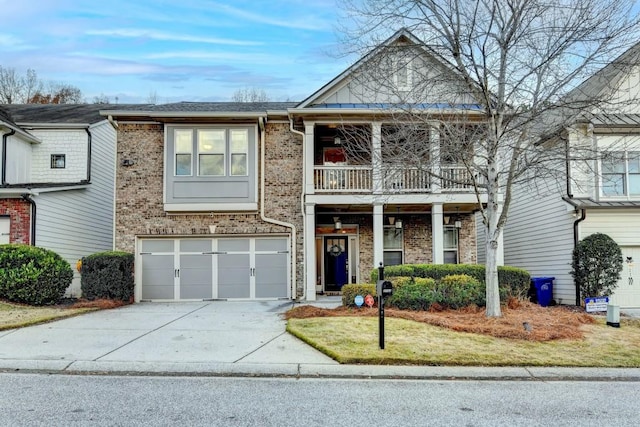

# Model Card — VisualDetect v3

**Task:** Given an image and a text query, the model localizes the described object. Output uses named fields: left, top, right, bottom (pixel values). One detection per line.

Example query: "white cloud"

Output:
left=85, top=29, right=264, bottom=46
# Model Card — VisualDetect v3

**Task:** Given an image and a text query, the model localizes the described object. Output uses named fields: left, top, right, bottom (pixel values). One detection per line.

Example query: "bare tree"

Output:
left=92, top=93, right=111, bottom=104
left=231, top=87, right=270, bottom=102
left=0, top=66, right=82, bottom=104
left=146, top=90, right=159, bottom=105
left=340, top=0, right=640, bottom=316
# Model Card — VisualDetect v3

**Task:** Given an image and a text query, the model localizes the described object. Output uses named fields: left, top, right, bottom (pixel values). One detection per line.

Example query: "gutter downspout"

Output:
left=258, top=117, right=298, bottom=300
left=573, top=209, right=586, bottom=305
left=84, top=128, right=92, bottom=183
left=289, top=118, right=307, bottom=301
left=566, top=131, right=586, bottom=306
left=2, top=129, right=16, bottom=186
left=21, top=193, right=36, bottom=245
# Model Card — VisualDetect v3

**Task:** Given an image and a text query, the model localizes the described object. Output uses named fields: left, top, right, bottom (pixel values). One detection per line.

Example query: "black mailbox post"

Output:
left=377, top=263, right=393, bottom=349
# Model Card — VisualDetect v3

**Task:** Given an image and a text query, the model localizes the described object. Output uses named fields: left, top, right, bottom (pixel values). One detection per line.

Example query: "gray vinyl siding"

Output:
left=503, top=178, right=577, bottom=305
left=34, top=121, right=116, bottom=296
left=580, top=210, right=640, bottom=244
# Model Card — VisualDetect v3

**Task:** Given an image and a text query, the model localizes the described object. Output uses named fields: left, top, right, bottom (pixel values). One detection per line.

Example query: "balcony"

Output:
left=313, top=165, right=477, bottom=193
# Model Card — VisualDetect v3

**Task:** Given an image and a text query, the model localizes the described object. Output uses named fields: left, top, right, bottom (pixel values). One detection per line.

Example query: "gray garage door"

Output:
left=139, top=237, right=289, bottom=301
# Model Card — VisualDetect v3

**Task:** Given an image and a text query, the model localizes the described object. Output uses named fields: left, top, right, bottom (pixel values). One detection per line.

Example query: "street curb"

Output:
left=2, top=361, right=640, bottom=381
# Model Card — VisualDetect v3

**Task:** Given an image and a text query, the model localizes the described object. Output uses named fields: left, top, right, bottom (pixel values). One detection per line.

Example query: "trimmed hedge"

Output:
left=0, top=244, right=73, bottom=305
left=371, top=264, right=530, bottom=299
left=80, top=251, right=134, bottom=301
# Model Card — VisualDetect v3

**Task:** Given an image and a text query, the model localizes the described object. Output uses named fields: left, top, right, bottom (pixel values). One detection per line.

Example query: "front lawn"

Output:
left=0, top=300, right=122, bottom=331
left=286, top=303, right=640, bottom=367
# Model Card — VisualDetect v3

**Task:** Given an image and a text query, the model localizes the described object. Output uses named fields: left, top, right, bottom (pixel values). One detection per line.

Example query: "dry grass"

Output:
left=285, top=299, right=596, bottom=342
left=0, top=299, right=126, bottom=330
left=285, top=301, right=640, bottom=366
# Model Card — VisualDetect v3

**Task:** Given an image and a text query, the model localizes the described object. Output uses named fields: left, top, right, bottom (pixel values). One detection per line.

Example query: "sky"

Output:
left=0, top=0, right=355, bottom=104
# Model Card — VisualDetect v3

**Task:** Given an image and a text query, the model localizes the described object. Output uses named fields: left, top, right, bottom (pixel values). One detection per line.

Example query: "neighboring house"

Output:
left=504, top=44, right=640, bottom=308
left=0, top=104, right=117, bottom=296
left=107, top=29, right=495, bottom=302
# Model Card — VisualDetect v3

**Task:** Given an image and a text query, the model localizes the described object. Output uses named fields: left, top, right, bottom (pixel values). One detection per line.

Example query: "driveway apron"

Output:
left=0, top=301, right=337, bottom=369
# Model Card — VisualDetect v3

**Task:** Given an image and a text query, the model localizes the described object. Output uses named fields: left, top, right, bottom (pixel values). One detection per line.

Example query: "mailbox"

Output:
left=377, top=280, right=393, bottom=297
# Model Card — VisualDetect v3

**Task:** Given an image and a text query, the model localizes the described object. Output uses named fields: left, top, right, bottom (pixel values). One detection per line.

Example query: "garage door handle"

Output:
left=174, top=269, right=180, bottom=278
left=203, top=251, right=227, bottom=254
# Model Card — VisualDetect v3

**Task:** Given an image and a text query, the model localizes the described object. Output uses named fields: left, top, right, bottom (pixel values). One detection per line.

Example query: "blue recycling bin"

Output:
left=530, top=277, right=554, bottom=307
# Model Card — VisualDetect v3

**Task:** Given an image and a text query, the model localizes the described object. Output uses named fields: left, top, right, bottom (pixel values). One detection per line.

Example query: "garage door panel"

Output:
left=141, top=254, right=175, bottom=300
left=180, top=239, right=211, bottom=252
left=218, top=254, right=250, bottom=298
left=218, top=239, right=250, bottom=252
left=180, top=254, right=213, bottom=299
left=142, top=240, right=174, bottom=253
left=255, top=253, right=287, bottom=298
left=255, top=238, right=287, bottom=252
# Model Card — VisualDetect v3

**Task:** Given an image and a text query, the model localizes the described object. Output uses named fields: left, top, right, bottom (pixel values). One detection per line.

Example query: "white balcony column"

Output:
left=304, top=122, right=316, bottom=195
left=430, top=124, right=441, bottom=193
left=432, top=203, right=444, bottom=264
left=371, top=121, right=383, bottom=194
left=373, top=202, right=385, bottom=268
left=304, top=202, right=317, bottom=300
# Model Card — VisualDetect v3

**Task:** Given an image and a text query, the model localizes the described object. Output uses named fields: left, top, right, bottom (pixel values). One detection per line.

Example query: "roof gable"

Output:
left=296, top=28, right=476, bottom=109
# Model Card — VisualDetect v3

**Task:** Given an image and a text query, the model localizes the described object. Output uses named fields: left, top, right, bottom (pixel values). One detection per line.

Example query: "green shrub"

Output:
left=571, top=233, right=623, bottom=298
left=387, top=278, right=437, bottom=310
left=341, top=283, right=376, bottom=307
left=435, top=274, right=484, bottom=309
left=81, top=251, right=134, bottom=301
left=371, top=264, right=530, bottom=300
left=0, top=244, right=73, bottom=305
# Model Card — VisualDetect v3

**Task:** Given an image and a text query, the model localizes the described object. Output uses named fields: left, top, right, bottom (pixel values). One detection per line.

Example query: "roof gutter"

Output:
left=258, top=116, right=298, bottom=300
left=21, top=193, right=36, bottom=245
left=2, top=129, right=15, bottom=186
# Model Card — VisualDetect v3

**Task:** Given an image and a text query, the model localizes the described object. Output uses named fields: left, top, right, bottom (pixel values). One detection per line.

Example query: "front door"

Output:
left=324, top=237, right=348, bottom=291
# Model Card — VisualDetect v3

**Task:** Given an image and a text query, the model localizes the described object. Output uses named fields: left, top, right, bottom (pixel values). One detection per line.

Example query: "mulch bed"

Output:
left=285, top=299, right=597, bottom=341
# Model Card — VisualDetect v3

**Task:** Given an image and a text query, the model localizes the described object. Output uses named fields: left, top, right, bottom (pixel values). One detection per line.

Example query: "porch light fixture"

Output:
left=333, top=217, right=342, bottom=230
left=454, top=219, right=462, bottom=229
left=394, top=208, right=403, bottom=229
left=387, top=216, right=395, bottom=226
left=334, top=137, right=342, bottom=145
left=444, top=215, right=450, bottom=225
left=395, top=218, right=403, bottom=229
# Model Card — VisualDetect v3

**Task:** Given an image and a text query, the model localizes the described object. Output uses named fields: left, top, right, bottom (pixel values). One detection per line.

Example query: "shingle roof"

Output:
left=141, top=101, right=298, bottom=112
left=0, top=104, right=145, bottom=124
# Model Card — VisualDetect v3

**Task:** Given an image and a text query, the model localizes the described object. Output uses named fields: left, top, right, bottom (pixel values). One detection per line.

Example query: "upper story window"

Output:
left=601, top=151, right=640, bottom=197
left=165, top=125, right=257, bottom=212
left=51, top=154, right=66, bottom=169
left=173, top=128, right=249, bottom=177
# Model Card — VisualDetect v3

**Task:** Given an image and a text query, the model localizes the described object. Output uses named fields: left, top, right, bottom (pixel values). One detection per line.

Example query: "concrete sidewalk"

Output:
left=1, top=299, right=639, bottom=380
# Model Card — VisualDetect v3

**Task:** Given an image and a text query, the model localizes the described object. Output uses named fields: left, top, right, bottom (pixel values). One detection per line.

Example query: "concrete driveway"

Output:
left=0, top=301, right=338, bottom=374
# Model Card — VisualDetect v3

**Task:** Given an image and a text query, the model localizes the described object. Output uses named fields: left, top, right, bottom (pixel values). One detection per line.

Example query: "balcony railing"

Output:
left=313, top=165, right=477, bottom=193
left=314, top=165, right=372, bottom=192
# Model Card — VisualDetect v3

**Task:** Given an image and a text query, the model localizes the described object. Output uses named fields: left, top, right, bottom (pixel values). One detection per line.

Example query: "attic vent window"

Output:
left=394, top=57, right=412, bottom=91
left=51, top=154, right=66, bottom=169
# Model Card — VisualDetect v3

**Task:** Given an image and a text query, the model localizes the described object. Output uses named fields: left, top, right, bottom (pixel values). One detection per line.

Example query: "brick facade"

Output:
left=0, top=198, right=31, bottom=244
left=115, top=122, right=306, bottom=294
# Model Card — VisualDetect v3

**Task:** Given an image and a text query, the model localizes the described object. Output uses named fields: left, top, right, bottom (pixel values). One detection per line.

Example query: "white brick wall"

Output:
left=30, top=129, right=88, bottom=183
